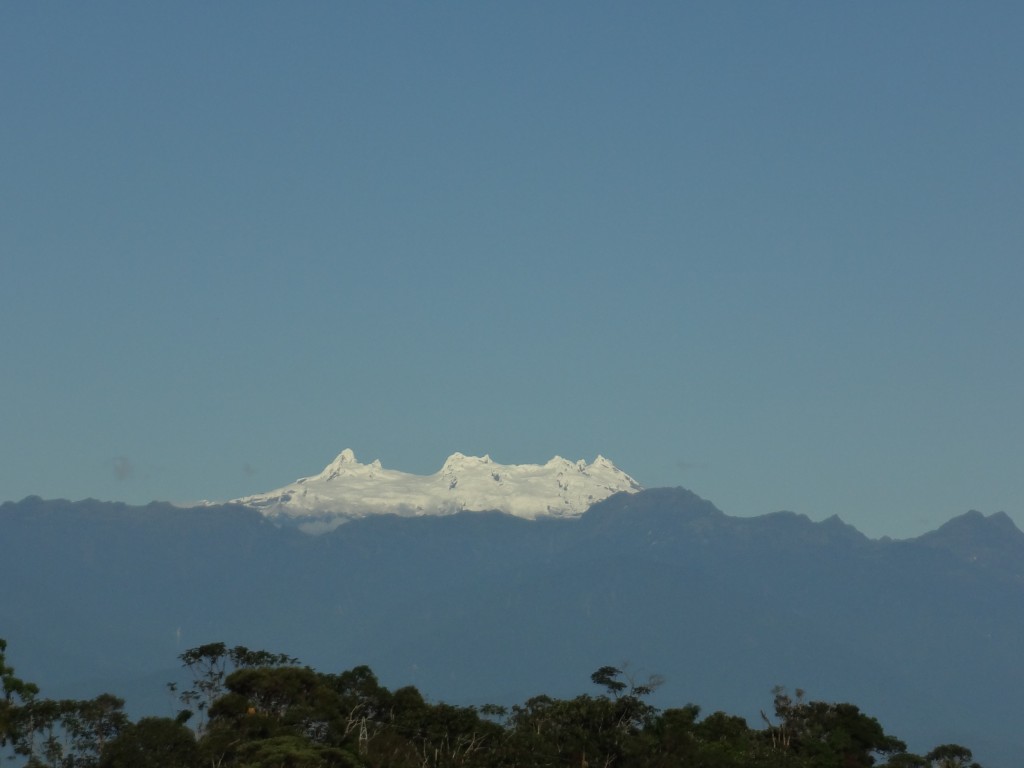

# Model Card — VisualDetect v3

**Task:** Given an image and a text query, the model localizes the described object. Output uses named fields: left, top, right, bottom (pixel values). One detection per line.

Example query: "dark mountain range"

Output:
left=1, top=489, right=1021, bottom=766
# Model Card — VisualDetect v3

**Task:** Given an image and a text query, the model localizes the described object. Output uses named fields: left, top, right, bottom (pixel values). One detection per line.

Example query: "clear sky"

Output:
left=2, top=2, right=1021, bottom=539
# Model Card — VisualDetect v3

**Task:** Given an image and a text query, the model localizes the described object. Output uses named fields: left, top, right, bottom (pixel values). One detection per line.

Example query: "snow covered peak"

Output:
left=231, top=450, right=642, bottom=534
left=312, top=449, right=384, bottom=482
left=441, top=452, right=492, bottom=472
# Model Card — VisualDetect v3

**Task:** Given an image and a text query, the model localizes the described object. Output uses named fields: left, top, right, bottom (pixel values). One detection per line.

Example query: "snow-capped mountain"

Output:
left=232, top=449, right=642, bottom=532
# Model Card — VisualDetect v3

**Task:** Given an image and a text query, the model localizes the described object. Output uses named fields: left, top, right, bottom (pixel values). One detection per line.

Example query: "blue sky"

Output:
left=2, top=2, right=1021, bottom=538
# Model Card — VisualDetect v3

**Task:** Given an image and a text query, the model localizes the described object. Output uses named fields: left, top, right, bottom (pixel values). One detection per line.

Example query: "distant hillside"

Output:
left=1, top=489, right=1021, bottom=766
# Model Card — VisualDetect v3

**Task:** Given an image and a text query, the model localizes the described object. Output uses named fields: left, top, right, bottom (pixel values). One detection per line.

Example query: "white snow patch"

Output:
left=230, top=449, right=642, bottom=532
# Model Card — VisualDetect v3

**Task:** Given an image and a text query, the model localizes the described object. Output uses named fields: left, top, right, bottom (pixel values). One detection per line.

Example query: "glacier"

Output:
left=231, top=449, right=642, bottom=533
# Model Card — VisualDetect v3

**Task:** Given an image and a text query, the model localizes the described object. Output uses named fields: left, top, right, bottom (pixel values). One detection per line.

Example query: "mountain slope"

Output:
left=1, top=489, right=1021, bottom=766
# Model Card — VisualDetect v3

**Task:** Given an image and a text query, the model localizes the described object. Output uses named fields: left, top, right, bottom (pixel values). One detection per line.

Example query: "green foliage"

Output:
left=0, top=638, right=990, bottom=768
left=98, top=716, right=198, bottom=768
left=1, top=638, right=40, bottom=750
left=926, top=743, right=982, bottom=768
left=174, top=641, right=300, bottom=735
left=0, top=692, right=128, bottom=767
left=760, top=687, right=906, bottom=768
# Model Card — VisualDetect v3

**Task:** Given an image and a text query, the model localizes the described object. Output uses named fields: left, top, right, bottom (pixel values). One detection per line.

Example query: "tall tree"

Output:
left=175, top=642, right=298, bottom=733
left=926, top=744, right=982, bottom=768
left=762, top=687, right=905, bottom=768
left=0, top=638, right=40, bottom=759
left=98, top=716, right=199, bottom=768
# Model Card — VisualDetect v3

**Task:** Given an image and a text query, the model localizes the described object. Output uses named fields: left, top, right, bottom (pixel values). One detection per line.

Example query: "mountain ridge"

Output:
left=2, top=489, right=1022, bottom=765
left=229, top=449, right=643, bottom=531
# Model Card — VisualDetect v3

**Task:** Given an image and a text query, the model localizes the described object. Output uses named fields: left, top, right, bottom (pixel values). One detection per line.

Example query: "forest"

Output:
left=1, top=638, right=981, bottom=768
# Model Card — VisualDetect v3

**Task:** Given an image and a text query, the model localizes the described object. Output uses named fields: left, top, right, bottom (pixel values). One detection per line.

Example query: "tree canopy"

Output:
left=0, top=638, right=983, bottom=768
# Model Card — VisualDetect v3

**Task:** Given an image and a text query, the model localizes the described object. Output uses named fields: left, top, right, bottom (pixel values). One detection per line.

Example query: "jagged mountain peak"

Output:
left=231, top=449, right=642, bottom=533
left=313, top=449, right=384, bottom=481
left=924, top=509, right=1024, bottom=540
left=441, top=452, right=493, bottom=472
left=912, top=509, right=1024, bottom=574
